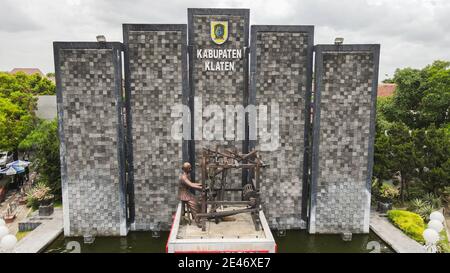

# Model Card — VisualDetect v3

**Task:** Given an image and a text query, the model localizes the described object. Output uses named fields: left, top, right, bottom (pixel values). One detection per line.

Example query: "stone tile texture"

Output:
left=253, top=31, right=311, bottom=229
left=126, top=29, right=185, bottom=230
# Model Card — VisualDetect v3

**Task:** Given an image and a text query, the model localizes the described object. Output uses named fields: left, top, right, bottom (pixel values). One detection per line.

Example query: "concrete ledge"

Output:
left=370, top=210, right=426, bottom=253
left=12, top=208, right=63, bottom=253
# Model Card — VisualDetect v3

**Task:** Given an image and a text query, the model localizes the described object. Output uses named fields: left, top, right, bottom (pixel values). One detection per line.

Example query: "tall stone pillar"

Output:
left=188, top=8, right=250, bottom=199
left=309, top=44, right=380, bottom=234
left=249, top=25, right=314, bottom=229
left=54, top=42, right=127, bottom=236
left=123, top=24, right=188, bottom=231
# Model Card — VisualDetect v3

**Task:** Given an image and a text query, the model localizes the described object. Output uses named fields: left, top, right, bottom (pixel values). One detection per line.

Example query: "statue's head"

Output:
left=182, top=162, right=192, bottom=173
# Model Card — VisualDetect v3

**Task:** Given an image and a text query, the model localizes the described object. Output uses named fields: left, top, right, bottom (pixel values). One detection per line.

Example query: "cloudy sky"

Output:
left=0, top=0, right=449, bottom=79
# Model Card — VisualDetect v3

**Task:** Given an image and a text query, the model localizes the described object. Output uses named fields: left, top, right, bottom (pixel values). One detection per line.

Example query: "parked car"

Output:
left=0, top=151, right=13, bottom=168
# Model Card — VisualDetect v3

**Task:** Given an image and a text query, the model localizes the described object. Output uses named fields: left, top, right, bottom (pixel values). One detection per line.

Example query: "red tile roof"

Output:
left=10, top=68, right=44, bottom=76
left=378, top=83, right=396, bottom=97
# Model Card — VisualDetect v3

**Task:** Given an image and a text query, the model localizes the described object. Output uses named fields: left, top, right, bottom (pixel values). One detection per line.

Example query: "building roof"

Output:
left=10, top=68, right=44, bottom=76
left=378, top=83, right=396, bottom=97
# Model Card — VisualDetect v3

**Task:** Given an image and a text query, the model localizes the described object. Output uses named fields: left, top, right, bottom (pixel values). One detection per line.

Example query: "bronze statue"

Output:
left=178, top=162, right=202, bottom=228
left=179, top=147, right=267, bottom=231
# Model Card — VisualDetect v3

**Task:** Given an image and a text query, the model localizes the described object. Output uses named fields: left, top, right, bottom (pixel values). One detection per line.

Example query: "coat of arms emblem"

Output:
left=210, top=21, right=228, bottom=45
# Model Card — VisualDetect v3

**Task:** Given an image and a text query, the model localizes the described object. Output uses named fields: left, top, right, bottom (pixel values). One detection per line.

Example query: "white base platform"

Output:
left=166, top=203, right=276, bottom=253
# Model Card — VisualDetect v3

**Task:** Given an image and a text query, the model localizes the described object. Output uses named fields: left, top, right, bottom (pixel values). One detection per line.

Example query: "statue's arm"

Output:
left=181, top=175, right=202, bottom=190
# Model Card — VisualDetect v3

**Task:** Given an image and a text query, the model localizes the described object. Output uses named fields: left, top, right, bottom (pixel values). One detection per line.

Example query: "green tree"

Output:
left=373, top=132, right=391, bottom=182
left=0, top=72, right=55, bottom=154
left=383, top=61, right=450, bottom=129
left=374, top=121, right=417, bottom=202
left=19, top=119, right=61, bottom=195
left=374, top=60, right=450, bottom=203
left=420, top=61, right=450, bottom=127
left=27, top=73, right=56, bottom=95
left=373, top=97, right=393, bottom=181
left=0, top=97, right=36, bottom=153
left=0, top=72, right=55, bottom=97
left=46, top=72, right=55, bottom=78
left=387, top=122, right=418, bottom=202
left=413, top=126, right=450, bottom=198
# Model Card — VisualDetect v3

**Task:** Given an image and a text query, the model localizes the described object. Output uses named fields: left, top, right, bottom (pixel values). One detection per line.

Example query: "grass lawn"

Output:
left=438, top=229, right=450, bottom=253
left=15, top=230, right=30, bottom=241
left=16, top=202, right=63, bottom=243
left=54, top=200, right=62, bottom=208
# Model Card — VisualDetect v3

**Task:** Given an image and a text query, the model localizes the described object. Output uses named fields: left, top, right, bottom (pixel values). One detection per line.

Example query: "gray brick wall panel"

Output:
left=54, top=42, right=127, bottom=236
left=309, top=45, right=380, bottom=234
left=123, top=25, right=188, bottom=231
left=249, top=26, right=313, bottom=230
left=188, top=9, right=249, bottom=200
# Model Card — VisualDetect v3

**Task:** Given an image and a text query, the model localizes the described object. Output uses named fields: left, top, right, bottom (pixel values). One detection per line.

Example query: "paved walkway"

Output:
left=1, top=189, right=30, bottom=235
left=370, top=211, right=426, bottom=253
left=11, top=208, right=63, bottom=253
left=1, top=175, right=36, bottom=235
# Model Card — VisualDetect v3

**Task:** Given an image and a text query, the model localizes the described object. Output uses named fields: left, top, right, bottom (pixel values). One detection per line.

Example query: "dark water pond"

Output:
left=44, top=230, right=393, bottom=253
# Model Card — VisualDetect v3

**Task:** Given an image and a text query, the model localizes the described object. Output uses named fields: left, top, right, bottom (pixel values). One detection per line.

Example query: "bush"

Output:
left=418, top=204, right=436, bottom=221
left=423, top=193, right=442, bottom=209
left=379, top=183, right=400, bottom=202
left=444, top=186, right=450, bottom=203
left=26, top=181, right=54, bottom=210
left=387, top=210, right=425, bottom=243
left=408, top=193, right=442, bottom=221
left=437, top=230, right=450, bottom=253
left=407, top=183, right=429, bottom=200
left=409, top=198, right=426, bottom=211
left=19, top=119, right=61, bottom=196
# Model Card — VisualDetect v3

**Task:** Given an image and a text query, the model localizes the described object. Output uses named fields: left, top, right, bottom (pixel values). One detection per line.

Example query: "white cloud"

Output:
left=0, top=1, right=41, bottom=32
left=0, top=0, right=448, bottom=79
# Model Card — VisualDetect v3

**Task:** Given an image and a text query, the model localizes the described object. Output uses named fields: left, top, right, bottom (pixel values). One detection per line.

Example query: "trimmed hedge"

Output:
left=387, top=210, right=425, bottom=243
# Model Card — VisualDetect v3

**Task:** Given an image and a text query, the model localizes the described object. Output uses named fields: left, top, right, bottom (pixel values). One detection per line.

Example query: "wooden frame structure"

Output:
left=196, top=147, right=267, bottom=231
